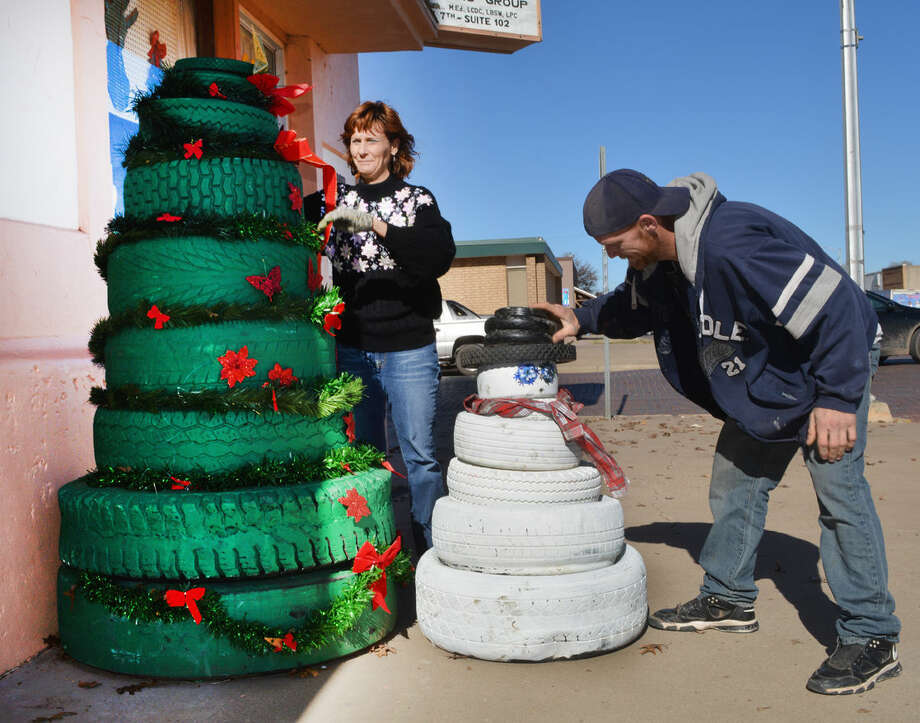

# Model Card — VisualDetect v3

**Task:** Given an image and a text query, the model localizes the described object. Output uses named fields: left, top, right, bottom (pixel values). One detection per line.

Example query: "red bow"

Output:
left=208, top=82, right=226, bottom=99
left=248, top=74, right=312, bottom=116
left=146, top=304, right=170, bottom=329
left=323, top=302, right=345, bottom=336
left=287, top=182, right=303, bottom=211
left=183, top=139, right=203, bottom=159
left=265, top=632, right=297, bottom=652
left=169, top=475, right=190, bottom=490
left=352, top=537, right=402, bottom=614
left=308, top=253, right=323, bottom=291
left=343, top=412, right=356, bottom=442
left=164, top=587, right=205, bottom=624
left=156, top=213, right=182, bottom=222
left=273, top=130, right=337, bottom=246
left=148, top=31, right=166, bottom=68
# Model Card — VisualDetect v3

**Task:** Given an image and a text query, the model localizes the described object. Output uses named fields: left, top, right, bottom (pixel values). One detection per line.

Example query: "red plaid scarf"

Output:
left=463, top=389, right=629, bottom=497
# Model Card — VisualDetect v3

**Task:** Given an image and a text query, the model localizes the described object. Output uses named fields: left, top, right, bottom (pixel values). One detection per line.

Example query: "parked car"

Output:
left=435, top=300, right=488, bottom=372
left=866, top=290, right=920, bottom=362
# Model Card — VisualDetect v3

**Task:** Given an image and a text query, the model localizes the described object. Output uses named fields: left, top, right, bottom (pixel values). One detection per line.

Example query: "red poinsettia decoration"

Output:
left=308, top=253, right=323, bottom=291
left=148, top=30, right=166, bottom=67
left=287, top=182, right=303, bottom=212
left=246, top=265, right=282, bottom=301
left=267, top=362, right=298, bottom=387
left=164, top=587, right=205, bottom=624
left=352, top=537, right=402, bottom=614
left=343, top=412, right=356, bottom=443
left=208, top=82, right=227, bottom=99
left=338, top=487, right=370, bottom=522
left=217, top=346, right=258, bottom=388
left=156, top=213, right=182, bottom=222
left=323, top=302, right=345, bottom=337
left=183, top=139, right=203, bottom=159
left=281, top=223, right=293, bottom=240
left=146, top=304, right=170, bottom=329
left=169, top=475, right=191, bottom=490
left=265, top=632, right=297, bottom=652
left=248, top=74, right=312, bottom=116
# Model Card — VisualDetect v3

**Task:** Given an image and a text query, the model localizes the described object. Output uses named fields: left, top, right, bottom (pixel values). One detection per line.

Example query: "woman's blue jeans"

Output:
left=337, top=342, right=444, bottom=546
left=699, top=348, right=900, bottom=643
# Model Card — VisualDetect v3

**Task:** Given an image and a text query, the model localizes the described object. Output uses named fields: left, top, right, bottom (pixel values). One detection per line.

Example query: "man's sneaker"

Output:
left=647, top=594, right=758, bottom=633
left=806, top=638, right=902, bottom=695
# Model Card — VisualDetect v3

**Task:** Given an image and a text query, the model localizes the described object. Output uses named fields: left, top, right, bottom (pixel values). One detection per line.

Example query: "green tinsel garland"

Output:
left=90, top=372, right=363, bottom=417
left=95, top=213, right=322, bottom=281
left=76, top=548, right=414, bottom=656
left=87, top=443, right=385, bottom=492
left=132, top=63, right=273, bottom=113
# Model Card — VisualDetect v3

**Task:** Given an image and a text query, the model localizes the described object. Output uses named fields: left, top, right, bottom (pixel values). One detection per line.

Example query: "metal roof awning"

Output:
left=456, top=237, right=562, bottom=276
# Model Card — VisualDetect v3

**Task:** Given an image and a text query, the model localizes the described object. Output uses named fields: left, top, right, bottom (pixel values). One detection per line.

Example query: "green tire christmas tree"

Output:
left=56, top=57, right=410, bottom=678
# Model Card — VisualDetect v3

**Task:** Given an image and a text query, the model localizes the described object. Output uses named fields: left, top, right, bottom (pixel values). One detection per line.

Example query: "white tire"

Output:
left=432, top=496, right=624, bottom=575
left=416, top=545, right=648, bottom=661
left=446, top=459, right=601, bottom=505
left=476, top=363, right=558, bottom=399
left=453, top=411, right=580, bottom=470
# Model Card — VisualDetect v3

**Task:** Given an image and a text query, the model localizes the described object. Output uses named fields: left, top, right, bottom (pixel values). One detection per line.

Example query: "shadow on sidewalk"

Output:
left=627, top=522, right=839, bottom=649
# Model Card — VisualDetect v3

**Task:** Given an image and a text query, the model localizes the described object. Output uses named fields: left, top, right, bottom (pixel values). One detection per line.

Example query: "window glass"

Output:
left=448, top=301, right=478, bottom=318
left=240, top=12, right=282, bottom=77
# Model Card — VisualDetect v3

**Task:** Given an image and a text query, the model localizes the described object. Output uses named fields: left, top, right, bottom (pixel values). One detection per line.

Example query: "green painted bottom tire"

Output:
left=57, top=564, right=398, bottom=678
left=94, top=408, right=347, bottom=473
left=58, top=469, right=396, bottom=580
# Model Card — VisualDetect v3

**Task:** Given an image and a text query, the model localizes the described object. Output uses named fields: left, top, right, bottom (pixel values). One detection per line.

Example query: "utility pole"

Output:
left=600, top=146, right=611, bottom=419
left=841, top=0, right=865, bottom=289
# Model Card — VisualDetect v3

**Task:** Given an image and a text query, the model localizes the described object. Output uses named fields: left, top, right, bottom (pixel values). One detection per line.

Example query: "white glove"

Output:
left=317, top=206, right=375, bottom=233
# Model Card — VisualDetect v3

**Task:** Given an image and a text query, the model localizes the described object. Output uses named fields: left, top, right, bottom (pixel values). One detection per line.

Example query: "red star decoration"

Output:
left=287, top=182, right=303, bottom=211
left=343, top=412, right=356, bottom=442
left=338, top=488, right=370, bottom=522
left=183, top=139, right=203, bottom=159
left=246, top=265, right=282, bottom=301
left=146, top=304, right=170, bottom=329
left=217, top=346, right=258, bottom=388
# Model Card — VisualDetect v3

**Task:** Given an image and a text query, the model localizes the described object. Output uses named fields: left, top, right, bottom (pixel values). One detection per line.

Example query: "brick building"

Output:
left=439, top=237, right=563, bottom=315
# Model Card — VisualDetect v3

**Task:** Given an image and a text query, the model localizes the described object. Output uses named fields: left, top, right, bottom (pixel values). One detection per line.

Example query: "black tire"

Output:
left=58, top=468, right=396, bottom=580
left=494, top=306, right=557, bottom=322
left=484, top=328, right=553, bottom=345
left=485, top=315, right=560, bottom=335
left=465, top=342, right=576, bottom=369
left=910, top=329, right=920, bottom=363
left=455, top=343, right=484, bottom=376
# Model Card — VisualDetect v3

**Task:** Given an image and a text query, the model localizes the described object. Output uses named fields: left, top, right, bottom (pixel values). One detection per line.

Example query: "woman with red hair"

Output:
left=305, top=101, right=455, bottom=552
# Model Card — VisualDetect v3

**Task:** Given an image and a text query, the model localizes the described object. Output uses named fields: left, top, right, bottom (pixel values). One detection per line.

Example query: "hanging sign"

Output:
left=427, top=1, right=541, bottom=50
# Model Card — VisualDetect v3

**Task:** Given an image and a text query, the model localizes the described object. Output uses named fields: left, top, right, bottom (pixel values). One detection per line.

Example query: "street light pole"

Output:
left=840, top=0, right=865, bottom=289
left=600, top=146, right=611, bottom=419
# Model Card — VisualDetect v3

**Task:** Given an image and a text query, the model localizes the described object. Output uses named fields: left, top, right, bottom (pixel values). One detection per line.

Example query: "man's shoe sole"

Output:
left=805, top=660, right=902, bottom=696
left=647, top=617, right=759, bottom=633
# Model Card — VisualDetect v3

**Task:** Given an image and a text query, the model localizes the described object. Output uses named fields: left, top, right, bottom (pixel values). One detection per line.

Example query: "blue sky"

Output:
left=358, top=0, right=919, bottom=288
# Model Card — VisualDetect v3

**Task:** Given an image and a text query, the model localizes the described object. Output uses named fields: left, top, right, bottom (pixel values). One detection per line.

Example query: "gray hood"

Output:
left=667, top=173, right=720, bottom=284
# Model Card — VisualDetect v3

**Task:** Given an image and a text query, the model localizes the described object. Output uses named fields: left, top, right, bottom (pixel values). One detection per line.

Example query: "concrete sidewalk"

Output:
left=1, top=340, right=917, bottom=722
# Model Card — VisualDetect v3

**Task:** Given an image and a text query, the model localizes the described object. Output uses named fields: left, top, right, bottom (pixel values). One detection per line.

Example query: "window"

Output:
left=240, top=11, right=283, bottom=77
left=447, top=301, right=479, bottom=319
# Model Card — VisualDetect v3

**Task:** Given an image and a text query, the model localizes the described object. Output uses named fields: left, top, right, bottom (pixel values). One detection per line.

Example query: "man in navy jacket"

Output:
left=537, top=169, right=901, bottom=695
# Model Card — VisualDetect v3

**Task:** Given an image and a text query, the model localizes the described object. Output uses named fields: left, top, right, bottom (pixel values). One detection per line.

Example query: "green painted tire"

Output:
left=137, top=98, right=279, bottom=142
left=103, top=320, right=335, bottom=390
left=123, top=157, right=303, bottom=223
left=57, top=563, right=398, bottom=678
left=171, top=57, right=260, bottom=100
left=107, top=237, right=310, bottom=315
left=58, top=468, right=395, bottom=579
left=94, top=408, right=347, bottom=474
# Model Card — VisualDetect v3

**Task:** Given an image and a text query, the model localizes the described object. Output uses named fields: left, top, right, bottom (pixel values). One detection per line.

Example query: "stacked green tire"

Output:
left=57, top=57, right=401, bottom=677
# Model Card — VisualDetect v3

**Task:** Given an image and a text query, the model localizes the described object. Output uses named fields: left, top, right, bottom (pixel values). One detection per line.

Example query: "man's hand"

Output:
left=317, top=207, right=375, bottom=233
left=532, top=302, right=580, bottom=343
left=806, top=407, right=857, bottom=462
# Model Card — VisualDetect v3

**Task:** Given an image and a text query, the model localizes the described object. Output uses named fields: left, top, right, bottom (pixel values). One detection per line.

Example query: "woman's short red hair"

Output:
left=341, top=101, right=417, bottom=180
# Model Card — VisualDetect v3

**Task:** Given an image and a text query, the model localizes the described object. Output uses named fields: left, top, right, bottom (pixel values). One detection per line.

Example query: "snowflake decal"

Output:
left=513, top=364, right=556, bottom=386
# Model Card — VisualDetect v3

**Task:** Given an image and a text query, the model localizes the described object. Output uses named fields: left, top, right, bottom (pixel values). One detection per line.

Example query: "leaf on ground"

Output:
left=369, top=643, right=396, bottom=657
left=289, top=666, right=320, bottom=678
left=446, top=652, right=469, bottom=660
left=116, top=680, right=157, bottom=695
left=77, top=681, right=100, bottom=689
left=31, top=713, right=77, bottom=722
left=640, top=643, right=665, bottom=655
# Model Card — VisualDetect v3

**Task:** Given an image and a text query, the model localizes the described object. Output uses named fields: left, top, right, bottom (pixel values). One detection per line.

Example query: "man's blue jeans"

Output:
left=699, top=348, right=900, bottom=643
left=337, top=342, right=444, bottom=546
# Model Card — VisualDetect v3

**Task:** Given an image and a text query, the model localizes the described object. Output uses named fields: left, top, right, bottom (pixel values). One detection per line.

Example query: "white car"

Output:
left=435, top=299, right=488, bottom=372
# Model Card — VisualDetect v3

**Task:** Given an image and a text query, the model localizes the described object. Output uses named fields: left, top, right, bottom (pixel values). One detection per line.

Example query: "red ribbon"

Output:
left=274, top=130, right=337, bottom=246
left=343, top=412, right=356, bottom=443
left=381, top=460, right=407, bottom=479
left=156, top=213, right=182, bottom=222
left=464, top=389, right=629, bottom=497
left=287, top=182, right=303, bottom=211
left=183, top=139, right=203, bottom=159
left=169, top=475, right=190, bottom=490
left=208, top=82, right=226, bottom=99
left=146, top=304, right=170, bottom=329
left=352, top=537, right=402, bottom=614
left=248, top=74, right=312, bottom=117
left=147, top=31, right=166, bottom=68
left=323, top=302, right=345, bottom=337
left=281, top=632, right=297, bottom=651
left=164, top=587, right=205, bottom=624
left=308, top=253, right=323, bottom=291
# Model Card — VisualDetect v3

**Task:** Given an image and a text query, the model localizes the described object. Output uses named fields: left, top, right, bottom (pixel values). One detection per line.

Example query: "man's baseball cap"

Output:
left=583, top=169, right=691, bottom=237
